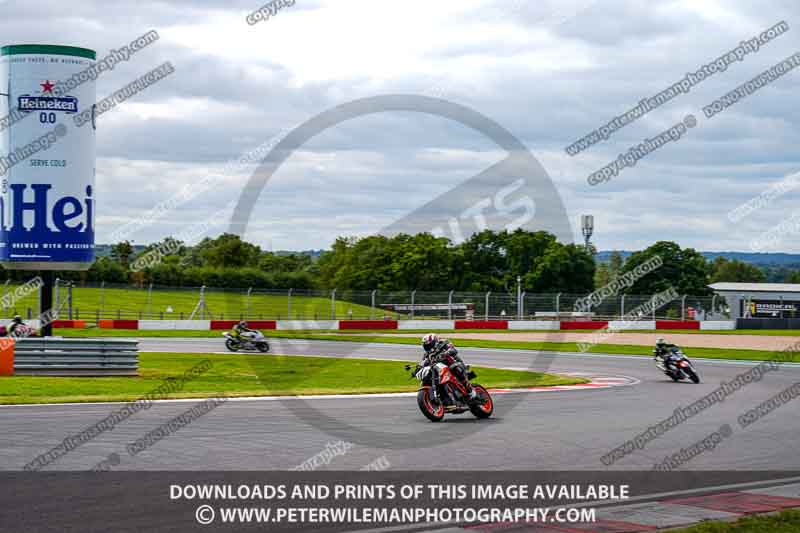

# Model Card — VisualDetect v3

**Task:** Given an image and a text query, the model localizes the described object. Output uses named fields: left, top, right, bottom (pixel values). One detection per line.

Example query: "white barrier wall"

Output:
left=607, top=321, right=656, bottom=331
left=507, top=321, right=560, bottom=330
left=700, top=321, right=737, bottom=330
left=276, top=320, right=339, bottom=330
left=138, top=320, right=211, bottom=330
left=398, top=320, right=455, bottom=330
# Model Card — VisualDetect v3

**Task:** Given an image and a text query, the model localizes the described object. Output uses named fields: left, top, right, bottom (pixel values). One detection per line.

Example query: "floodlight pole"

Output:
left=581, top=214, right=594, bottom=252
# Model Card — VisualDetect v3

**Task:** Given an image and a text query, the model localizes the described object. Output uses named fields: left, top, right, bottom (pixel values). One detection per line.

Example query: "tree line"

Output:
left=1, top=230, right=797, bottom=294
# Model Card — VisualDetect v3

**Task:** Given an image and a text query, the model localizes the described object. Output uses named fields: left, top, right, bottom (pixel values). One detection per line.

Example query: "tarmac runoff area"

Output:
left=340, top=331, right=800, bottom=351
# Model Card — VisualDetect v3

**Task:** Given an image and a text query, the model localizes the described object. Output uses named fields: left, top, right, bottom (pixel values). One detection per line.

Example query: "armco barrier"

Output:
left=52, top=320, right=86, bottom=329
left=507, top=321, right=560, bottom=330
left=74, top=319, right=736, bottom=332
left=455, top=320, right=508, bottom=330
left=98, top=319, right=139, bottom=329
left=397, top=320, right=455, bottom=330
left=210, top=320, right=276, bottom=330
left=607, top=320, right=656, bottom=331
left=656, top=320, right=699, bottom=330
left=339, top=320, right=397, bottom=330
left=560, top=321, right=608, bottom=330
left=276, top=320, right=339, bottom=330
left=139, top=320, right=210, bottom=330
left=700, top=320, right=736, bottom=330
left=13, top=338, right=139, bottom=376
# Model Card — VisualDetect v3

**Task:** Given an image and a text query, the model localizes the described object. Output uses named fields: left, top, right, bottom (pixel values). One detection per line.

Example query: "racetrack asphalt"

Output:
left=1, top=337, right=798, bottom=471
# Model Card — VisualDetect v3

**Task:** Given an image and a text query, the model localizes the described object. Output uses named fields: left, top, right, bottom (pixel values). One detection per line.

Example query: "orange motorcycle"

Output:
left=405, top=360, right=493, bottom=422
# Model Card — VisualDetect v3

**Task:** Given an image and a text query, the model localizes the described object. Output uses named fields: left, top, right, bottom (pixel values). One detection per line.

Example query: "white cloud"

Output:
left=1, top=0, right=799, bottom=252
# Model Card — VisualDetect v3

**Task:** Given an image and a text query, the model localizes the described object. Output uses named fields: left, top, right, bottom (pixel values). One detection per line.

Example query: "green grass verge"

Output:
left=1, top=283, right=395, bottom=321
left=670, top=509, right=800, bottom=532
left=0, top=351, right=585, bottom=405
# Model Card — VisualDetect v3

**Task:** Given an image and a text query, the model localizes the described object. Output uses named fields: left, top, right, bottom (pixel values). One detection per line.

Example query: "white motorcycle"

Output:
left=223, top=330, right=270, bottom=352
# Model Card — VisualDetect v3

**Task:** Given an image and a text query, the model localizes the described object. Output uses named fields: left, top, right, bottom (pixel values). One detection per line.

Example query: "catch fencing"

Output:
left=0, top=280, right=731, bottom=325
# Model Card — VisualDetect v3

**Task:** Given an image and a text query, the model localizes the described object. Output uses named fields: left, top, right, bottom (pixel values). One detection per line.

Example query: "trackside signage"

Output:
left=0, top=44, right=96, bottom=269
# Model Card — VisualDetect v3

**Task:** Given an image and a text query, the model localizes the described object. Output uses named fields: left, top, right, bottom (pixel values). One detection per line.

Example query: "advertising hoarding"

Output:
left=0, top=44, right=96, bottom=270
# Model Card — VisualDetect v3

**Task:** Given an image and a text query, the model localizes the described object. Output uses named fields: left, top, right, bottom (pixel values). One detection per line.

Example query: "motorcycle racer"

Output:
left=654, top=337, right=679, bottom=370
left=233, top=320, right=257, bottom=340
left=421, top=333, right=477, bottom=400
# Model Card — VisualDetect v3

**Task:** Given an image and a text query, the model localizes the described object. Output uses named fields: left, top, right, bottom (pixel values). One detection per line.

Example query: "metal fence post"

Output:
left=520, top=291, right=526, bottom=320
left=711, top=294, right=717, bottom=317
left=331, top=289, right=337, bottom=320
left=410, top=290, right=416, bottom=319
left=68, top=283, right=73, bottom=319
left=147, top=283, right=153, bottom=319
left=54, top=278, right=60, bottom=319
left=620, top=294, right=625, bottom=320
left=100, top=281, right=105, bottom=313
left=288, top=288, right=293, bottom=319
left=246, top=287, right=252, bottom=320
left=555, top=292, right=561, bottom=316
left=370, top=290, right=376, bottom=320
left=681, top=295, right=687, bottom=320
left=485, top=291, right=491, bottom=321
left=2, top=279, right=8, bottom=316
left=448, top=290, right=454, bottom=320
left=516, top=276, right=522, bottom=320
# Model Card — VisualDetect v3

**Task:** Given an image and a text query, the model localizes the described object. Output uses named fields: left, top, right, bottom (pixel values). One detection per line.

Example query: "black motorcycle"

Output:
left=655, top=347, right=700, bottom=384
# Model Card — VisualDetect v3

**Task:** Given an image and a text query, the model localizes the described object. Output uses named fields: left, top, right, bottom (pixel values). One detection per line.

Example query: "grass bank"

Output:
left=671, top=509, right=800, bottom=532
left=0, top=352, right=585, bottom=405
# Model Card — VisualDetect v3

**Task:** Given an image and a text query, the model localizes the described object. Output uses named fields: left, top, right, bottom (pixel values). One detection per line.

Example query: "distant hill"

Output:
left=596, top=251, right=800, bottom=266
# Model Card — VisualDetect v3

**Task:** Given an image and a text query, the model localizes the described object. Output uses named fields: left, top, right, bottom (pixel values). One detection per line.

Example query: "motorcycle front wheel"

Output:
left=469, top=385, right=493, bottom=419
left=225, top=338, right=239, bottom=352
left=417, top=387, right=444, bottom=422
left=686, top=368, right=700, bottom=384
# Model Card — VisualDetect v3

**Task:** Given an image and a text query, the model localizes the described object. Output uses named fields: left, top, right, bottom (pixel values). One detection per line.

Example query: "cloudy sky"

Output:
left=2, top=0, right=799, bottom=253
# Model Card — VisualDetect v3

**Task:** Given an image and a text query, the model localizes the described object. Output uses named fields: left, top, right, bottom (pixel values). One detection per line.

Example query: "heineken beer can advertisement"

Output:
left=0, top=44, right=96, bottom=270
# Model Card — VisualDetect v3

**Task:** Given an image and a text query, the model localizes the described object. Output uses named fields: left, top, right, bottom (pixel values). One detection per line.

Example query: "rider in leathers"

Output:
left=421, top=333, right=477, bottom=401
left=654, top=337, right=679, bottom=371
left=233, top=320, right=256, bottom=340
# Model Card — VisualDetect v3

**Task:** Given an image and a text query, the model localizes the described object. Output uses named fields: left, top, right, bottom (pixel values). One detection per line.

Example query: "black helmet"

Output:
left=12, top=315, right=22, bottom=324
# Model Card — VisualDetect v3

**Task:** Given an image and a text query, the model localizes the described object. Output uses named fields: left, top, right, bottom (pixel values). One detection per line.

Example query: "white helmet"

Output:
left=422, top=333, right=439, bottom=352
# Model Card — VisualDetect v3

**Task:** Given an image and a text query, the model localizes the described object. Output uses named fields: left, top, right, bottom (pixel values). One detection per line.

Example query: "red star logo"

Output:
left=40, top=80, right=54, bottom=94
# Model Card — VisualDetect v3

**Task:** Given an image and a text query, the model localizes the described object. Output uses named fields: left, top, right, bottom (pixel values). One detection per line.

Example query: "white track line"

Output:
left=0, top=374, right=637, bottom=409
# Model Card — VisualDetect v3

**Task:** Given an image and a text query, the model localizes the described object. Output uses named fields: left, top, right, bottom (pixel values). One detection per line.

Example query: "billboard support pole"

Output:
left=40, top=271, right=54, bottom=337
